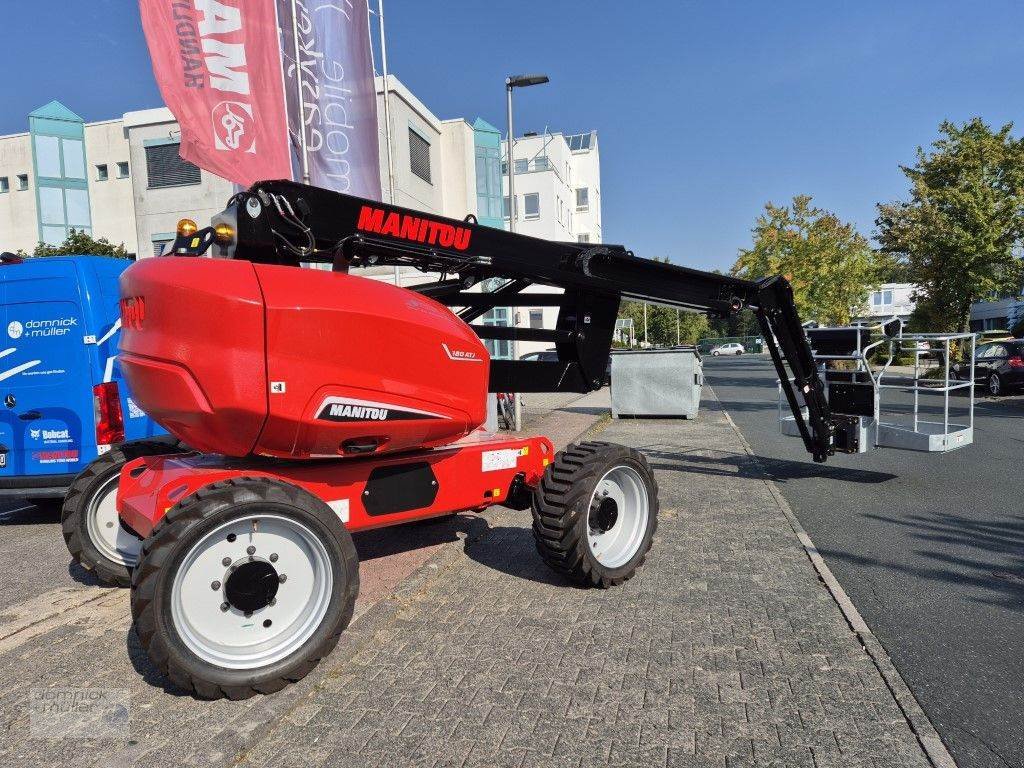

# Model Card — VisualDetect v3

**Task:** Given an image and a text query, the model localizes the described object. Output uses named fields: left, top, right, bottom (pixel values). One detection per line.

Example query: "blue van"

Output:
left=0, top=255, right=166, bottom=495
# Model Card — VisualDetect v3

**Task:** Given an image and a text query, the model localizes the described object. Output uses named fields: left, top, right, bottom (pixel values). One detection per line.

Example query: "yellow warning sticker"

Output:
left=190, top=237, right=200, bottom=248
left=520, top=446, right=529, bottom=456
left=493, top=488, right=501, bottom=496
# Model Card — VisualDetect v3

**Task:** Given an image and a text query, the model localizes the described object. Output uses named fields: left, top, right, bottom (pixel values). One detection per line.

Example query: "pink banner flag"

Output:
left=139, top=0, right=292, bottom=187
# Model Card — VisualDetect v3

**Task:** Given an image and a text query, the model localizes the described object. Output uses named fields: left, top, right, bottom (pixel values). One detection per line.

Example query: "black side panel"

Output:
left=828, top=382, right=875, bottom=417
left=362, top=462, right=439, bottom=516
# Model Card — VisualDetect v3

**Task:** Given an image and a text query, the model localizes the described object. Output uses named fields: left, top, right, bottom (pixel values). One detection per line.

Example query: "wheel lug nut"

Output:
left=226, top=533, right=236, bottom=543
left=220, top=602, right=229, bottom=612
left=279, top=574, right=287, bottom=583
left=222, top=557, right=232, bottom=567
left=269, top=553, right=278, bottom=563
left=246, top=545, right=256, bottom=555
left=211, top=581, right=221, bottom=591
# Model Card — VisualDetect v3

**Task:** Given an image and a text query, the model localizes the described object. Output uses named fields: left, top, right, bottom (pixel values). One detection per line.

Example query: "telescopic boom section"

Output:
left=172, top=180, right=835, bottom=462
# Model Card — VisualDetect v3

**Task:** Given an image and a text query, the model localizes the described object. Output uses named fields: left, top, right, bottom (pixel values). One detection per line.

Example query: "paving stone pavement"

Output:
left=0, top=390, right=937, bottom=768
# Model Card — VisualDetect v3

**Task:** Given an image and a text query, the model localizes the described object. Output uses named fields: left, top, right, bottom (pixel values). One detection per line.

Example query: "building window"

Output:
left=474, top=144, right=502, bottom=222
left=117, top=161, right=130, bottom=179
left=524, top=192, right=539, bottom=219
left=567, top=133, right=592, bottom=151
left=38, top=184, right=92, bottom=245
left=408, top=129, right=431, bottom=183
left=35, top=135, right=62, bottom=177
left=529, top=309, right=544, bottom=329
left=871, top=290, right=893, bottom=307
left=578, top=233, right=590, bottom=244
left=34, top=136, right=86, bottom=180
left=17, top=174, right=28, bottom=191
left=556, top=196, right=563, bottom=224
left=481, top=304, right=513, bottom=360
left=96, top=164, right=108, bottom=181
left=533, top=156, right=549, bottom=171
left=503, top=196, right=512, bottom=220
left=513, top=159, right=528, bottom=175
left=62, top=139, right=86, bottom=179
left=0, top=177, right=8, bottom=193
left=145, top=145, right=199, bottom=189
left=576, top=187, right=589, bottom=211
left=152, top=239, right=173, bottom=256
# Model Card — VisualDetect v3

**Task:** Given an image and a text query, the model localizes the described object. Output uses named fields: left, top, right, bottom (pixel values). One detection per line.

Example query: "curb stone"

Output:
left=715, top=390, right=958, bottom=768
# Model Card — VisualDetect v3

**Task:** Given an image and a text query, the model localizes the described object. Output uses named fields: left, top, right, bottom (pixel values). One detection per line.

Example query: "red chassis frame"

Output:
left=117, top=430, right=554, bottom=539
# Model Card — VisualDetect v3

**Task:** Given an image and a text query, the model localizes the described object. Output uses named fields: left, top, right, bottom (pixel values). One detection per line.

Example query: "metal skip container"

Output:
left=610, top=346, right=703, bottom=419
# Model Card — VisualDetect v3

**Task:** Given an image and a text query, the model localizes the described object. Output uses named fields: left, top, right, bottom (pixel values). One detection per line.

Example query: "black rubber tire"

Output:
left=531, top=441, right=658, bottom=588
left=61, top=436, right=186, bottom=587
left=988, top=373, right=1002, bottom=396
left=130, top=477, right=359, bottom=700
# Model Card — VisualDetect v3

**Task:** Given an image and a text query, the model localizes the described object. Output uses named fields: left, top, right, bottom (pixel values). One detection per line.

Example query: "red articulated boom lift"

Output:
left=66, top=181, right=841, bottom=699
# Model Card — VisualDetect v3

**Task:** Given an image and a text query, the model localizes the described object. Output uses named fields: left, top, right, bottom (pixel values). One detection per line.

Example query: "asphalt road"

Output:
left=703, top=354, right=1024, bottom=768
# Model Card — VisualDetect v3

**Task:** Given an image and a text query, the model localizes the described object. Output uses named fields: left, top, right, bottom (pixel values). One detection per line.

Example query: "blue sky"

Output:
left=6, top=0, right=1023, bottom=270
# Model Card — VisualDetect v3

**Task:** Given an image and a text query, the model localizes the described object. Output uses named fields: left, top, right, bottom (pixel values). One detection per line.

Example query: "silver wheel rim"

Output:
left=85, top=474, right=142, bottom=568
left=586, top=465, right=650, bottom=569
left=990, top=375, right=1000, bottom=395
left=170, top=514, right=333, bottom=670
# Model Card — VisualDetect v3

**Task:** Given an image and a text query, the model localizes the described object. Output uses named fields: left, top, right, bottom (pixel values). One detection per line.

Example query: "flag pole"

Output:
left=374, top=0, right=398, bottom=286
left=290, top=0, right=310, bottom=184
left=377, top=0, right=396, bottom=205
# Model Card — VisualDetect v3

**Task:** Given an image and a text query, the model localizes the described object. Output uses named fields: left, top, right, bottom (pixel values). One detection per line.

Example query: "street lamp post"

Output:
left=503, top=74, right=549, bottom=431
left=504, top=74, right=548, bottom=233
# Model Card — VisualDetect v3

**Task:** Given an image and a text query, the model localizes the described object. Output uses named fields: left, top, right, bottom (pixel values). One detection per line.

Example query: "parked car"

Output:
left=961, top=340, right=1024, bottom=396
left=0, top=255, right=174, bottom=584
left=974, top=329, right=1014, bottom=346
left=710, top=342, right=745, bottom=356
left=520, top=349, right=558, bottom=363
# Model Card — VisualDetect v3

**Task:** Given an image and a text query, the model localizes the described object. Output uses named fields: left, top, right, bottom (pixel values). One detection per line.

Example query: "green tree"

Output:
left=732, top=195, right=881, bottom=325
left=705, top=308, right=760, bottom=340
left=29, top=229, right=129, bottom=259
left=876, top=119, right=1024, bottom=332
left=615, top=256, right=711, bottom=347
left=618, top=300, right=709, bottom=347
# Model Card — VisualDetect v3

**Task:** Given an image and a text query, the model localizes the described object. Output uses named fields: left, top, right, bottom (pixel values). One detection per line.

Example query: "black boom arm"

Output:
left=171, top=180, right=835, bottom=463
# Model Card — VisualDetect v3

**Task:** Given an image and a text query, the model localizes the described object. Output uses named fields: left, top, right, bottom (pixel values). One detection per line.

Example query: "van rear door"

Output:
left=0, top=260, right=92, bottom=480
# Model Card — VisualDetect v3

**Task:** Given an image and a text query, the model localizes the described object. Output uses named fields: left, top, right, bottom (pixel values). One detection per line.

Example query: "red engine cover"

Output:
left=119, top=258, right=489, bottom=458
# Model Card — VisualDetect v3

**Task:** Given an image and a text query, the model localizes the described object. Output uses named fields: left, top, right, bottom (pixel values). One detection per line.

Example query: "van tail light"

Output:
left=93, top=382, right=125, bottom=446
left=1008, top=356, right=1024, bottom=369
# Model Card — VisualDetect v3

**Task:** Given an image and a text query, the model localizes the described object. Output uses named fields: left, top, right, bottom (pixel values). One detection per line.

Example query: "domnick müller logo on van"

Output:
left=356, top=206, right=472, bottom=251
left=8, top=317, right=77, bottom=339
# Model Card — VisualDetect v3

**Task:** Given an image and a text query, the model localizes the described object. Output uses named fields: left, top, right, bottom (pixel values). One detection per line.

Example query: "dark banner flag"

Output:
left=139, top=0, right=292, bottom=187
left=277, top=0, right=383, bottom=199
